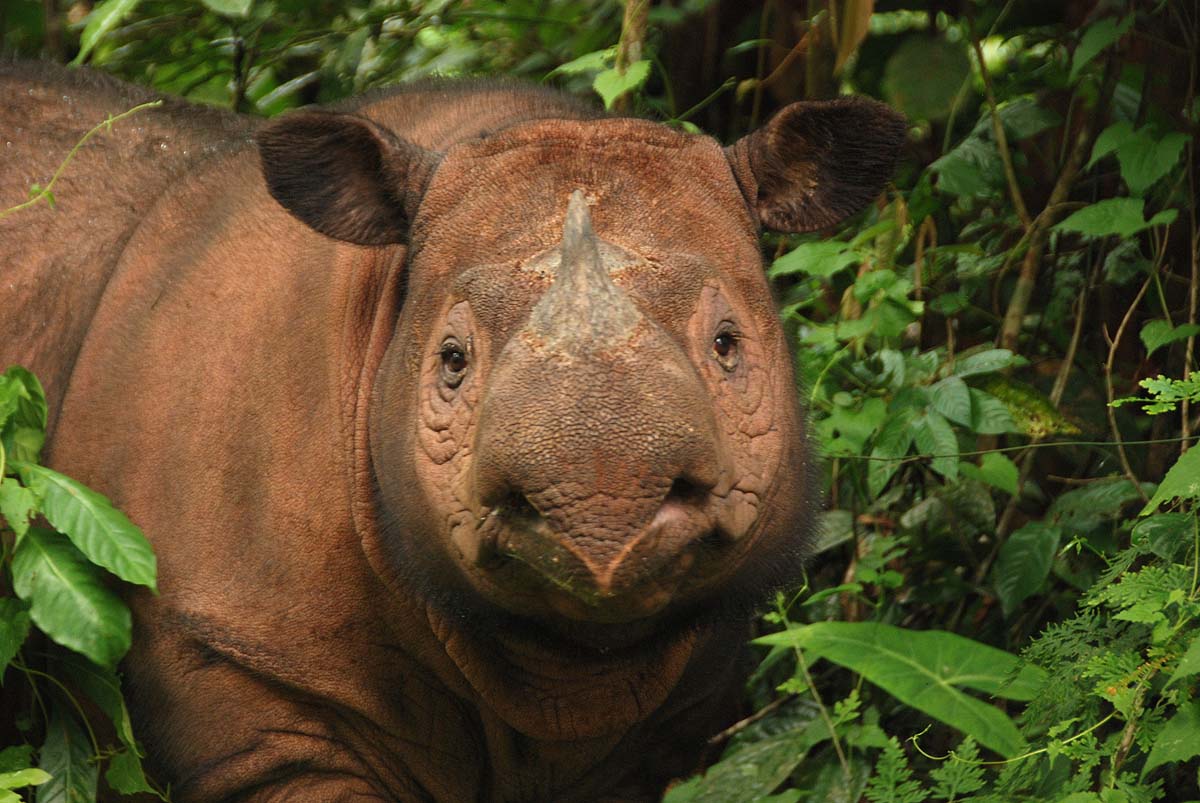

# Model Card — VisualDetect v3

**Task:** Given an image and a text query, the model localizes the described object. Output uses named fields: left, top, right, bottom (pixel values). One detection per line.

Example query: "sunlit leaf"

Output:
left=756, top=623, right=1046, bottom=756
left=1054, top=198, right=1178, bottom=239
left=0, top=477, right=35, bottom=540
left=16, top=463, right=156, bottom=591
left=1141, top=446, right=1200, bottom=514
left=11, top=528, right=131, bottom=668
left=72, top=0, right=144, bottom=65
left=770, top=241, right=860, bottom=279
left=200, top=0, right=252, bottom=18
left=593, top=60, right=651, bottom=109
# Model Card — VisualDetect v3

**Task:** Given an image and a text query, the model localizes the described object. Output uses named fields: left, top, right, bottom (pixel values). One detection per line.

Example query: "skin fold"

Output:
left=0, top=63, right=904, bottom=801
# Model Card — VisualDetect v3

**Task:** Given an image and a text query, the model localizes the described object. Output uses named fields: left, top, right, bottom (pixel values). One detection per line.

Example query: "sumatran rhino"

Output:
left=1, top=62, right=903, bottom=801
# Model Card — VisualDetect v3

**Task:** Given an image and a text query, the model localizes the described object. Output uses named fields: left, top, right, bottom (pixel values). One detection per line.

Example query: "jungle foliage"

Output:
left=1, top=1, right=1198, bottom=801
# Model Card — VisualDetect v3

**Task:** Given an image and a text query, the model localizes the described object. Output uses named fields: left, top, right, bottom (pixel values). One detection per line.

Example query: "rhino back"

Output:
left=0, top=62, right=250, bottom=429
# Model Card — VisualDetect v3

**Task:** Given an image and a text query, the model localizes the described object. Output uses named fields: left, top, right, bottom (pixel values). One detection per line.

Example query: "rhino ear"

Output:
left=725, top=98, right=906, bottom=233
left=255, top=110, right=438, bottom=246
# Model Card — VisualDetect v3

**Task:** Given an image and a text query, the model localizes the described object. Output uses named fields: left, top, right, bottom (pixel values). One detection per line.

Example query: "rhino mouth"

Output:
left=464, top=488, right=745, bottom=626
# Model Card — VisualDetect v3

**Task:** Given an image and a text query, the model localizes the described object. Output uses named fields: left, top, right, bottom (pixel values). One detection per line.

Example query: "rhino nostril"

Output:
left=498, top=492, right=541, bottom=523
left=664, top=477, right=709, bottom=508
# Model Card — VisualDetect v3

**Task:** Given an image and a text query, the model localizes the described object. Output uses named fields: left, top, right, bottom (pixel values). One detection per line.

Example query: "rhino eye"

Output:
left=440, top=339, right=469, bottom=387
left=713, top=327, right=740, bottom=371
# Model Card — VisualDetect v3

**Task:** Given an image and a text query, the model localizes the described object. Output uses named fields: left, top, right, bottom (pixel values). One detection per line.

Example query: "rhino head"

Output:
left=255, top=96, right=904, bottom=644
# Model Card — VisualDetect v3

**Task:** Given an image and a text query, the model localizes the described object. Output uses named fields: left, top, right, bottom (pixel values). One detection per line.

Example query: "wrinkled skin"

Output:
left=1, top=64, right=904, bottom=801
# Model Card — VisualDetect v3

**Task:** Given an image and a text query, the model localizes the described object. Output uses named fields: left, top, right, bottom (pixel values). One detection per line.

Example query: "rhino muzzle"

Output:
left=466, top=192, right=738, bottom=622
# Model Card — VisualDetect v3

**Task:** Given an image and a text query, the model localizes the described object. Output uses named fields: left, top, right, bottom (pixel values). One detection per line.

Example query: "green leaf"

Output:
left=1141, top=446, right=1200, bottom=514
left=665, top=701, right=829, bottom=802
left=0, top=598, right=31, bottom=676
left=0, top=747, right=33, bottom=774
left=1070, top=14, right=1133, bottom=82
left=951, top=349, right=1014, bottom=378
left=1054, top=198, right=1178, bottom=239
left=770, top=240, right=861, bottom=279
left=1131, top=512, right=1194, bottom=561
left=912, top=409, right=958, bottom=480
left=961, top=452, right=1019, bottom=495
left=1167, top=633, right=1200, bottom=689
left=52, top=653, right=138, bottom=751
left=969, top=389, right=1019, bottom=435
left=16, top=463, right=156, bottom=591
left=1143, top=701, right=1200, bottom=775
left=0, top=769, right=50, bottom=790
left=199, top=0, right=252, bottom=18
left=545, top=47, right=614, bottom=77
left=0, top=477, right=36, bottom=540
left=1088, top=121, right=1136, bottom=169
left=929, top=377, right=972, bottom=427
left=11, top=528, right=131, bottom=668
left=104, top=749, right=153, bottom=796
left=1, top=367, right=47, bottom=465
left=1115, top=129, right=1188, bottom=196
left=592, top=60, right=651, bottom=109
left=756, top=622, right=1046, bottom=756
left=869, top=408, right=917, bottom=496
left=72, top=0, right=144, bottom=65
left=1140, top=320, right=1200, bottom=358
left=992, top=522, right=1061, bottom=616
left=36, top=709, right=97, bottom=803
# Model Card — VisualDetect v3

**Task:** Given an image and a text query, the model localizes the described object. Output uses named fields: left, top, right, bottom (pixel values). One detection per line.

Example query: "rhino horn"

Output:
left=527, top=191, right=642, bottom=354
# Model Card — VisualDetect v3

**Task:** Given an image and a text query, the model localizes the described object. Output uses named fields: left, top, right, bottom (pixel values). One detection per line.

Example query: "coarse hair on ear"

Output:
left=255, top=110, right=440, bottom=246
left=725, top=98, right=907, bottom=233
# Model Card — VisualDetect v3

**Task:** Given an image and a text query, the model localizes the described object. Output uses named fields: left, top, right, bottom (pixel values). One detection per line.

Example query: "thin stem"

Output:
left=1104, top=274, right=1153, bottom=504
left=0, top=100, right=164, bottom=220
left=970, top=25, right=1031, bottom=230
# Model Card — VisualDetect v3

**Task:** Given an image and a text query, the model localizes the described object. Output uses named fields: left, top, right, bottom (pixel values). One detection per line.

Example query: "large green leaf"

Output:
left=52, top=654, right=137, bottom=751
left=1143, top=701, right=1200, bottom=775
left=35, top=709, right=97, bottom=803
left=1115, top=129, right=1188, bottom=196
left=0, top=769, right=50, bottom=791
left=1140, top=320, right=1200, bottom=358
left=756, top=623, right=1047, bottom=757
left=770, top=240, right=860, bottom=279
left=593, top=60, right=650, bottom=109
left=1070, top=14, right=1133, bottom=82
left=0, top=477, right=35, bottom=540
left=17, top=463, right=156, bottom=591
left=11, top=528, right=131, bottom=669
left=959, top=452, right=1019, bottom=495
left=928, top=377, right=972, bottom=427
left=950, top=349, right=1015, bottom=378
left=1054, top=198, right=1178, bottom=239
left=912, top=409, right=958, bottom=480
left=991, top=522, right=1061, bottom=616
left=868, top=408, right=917, bottom=496
left=1141, top=446, right=1200, bottom=514
left=663, top=701, right=829, bottom=803
left=0, top=598, right=31, bottom=677
left=72, top=0, right=144, bottom=65
left=1167, top=633, right=1200, bottom=689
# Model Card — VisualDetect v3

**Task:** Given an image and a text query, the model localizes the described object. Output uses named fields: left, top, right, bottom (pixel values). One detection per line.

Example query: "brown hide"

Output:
left=1, top=64, right=904, bottom=801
